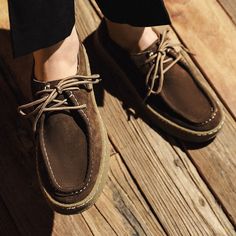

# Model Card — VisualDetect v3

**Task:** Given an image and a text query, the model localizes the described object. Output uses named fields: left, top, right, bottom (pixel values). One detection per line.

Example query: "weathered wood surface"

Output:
left=218, top=0, right=236, bottom=24
left=85, top=57, right=235, bottom=235
left=89, top=0, right=236, bottom=228
left=0, top=0, right=9, bottom=29
left=80, top=0, right=236, bottom=234
left=165, top=0, right=236, bottom=117
left=164, top=0, right=236, bottom=223
left=0, top=0, right=236, bottom=235
left=0, top=58, right=166, bottom=235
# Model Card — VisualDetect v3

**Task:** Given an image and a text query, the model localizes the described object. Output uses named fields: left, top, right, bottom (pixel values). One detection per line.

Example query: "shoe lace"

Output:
left=18, top=74, right=100, bottom=132
left=144, top=29, right=192, bottom=101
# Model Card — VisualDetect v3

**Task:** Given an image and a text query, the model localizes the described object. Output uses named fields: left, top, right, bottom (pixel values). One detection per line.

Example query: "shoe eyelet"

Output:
left=45, top=84, right=50, bottom=90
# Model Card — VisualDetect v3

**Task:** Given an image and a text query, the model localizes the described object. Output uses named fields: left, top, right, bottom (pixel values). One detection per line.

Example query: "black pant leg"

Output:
left=95, top=0, right=170, bottom=26
left=8, top=0, right=170, bottom=57
left=8, top=0, right=75, bottom=57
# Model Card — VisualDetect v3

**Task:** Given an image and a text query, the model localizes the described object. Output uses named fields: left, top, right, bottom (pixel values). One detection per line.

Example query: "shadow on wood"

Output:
left=0, top=29, right=54, bottom=236
left=83, top=31, right=215, bottom=149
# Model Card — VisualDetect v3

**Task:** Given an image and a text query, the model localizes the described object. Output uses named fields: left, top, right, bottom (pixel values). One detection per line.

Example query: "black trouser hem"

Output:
left=11, top=16, right=75, bottom=57
left=8, top=0, right=171, bottom=57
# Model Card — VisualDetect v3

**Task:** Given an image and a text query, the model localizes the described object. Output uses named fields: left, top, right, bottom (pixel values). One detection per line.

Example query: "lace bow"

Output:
left=18, top=74, right=100, bottom=132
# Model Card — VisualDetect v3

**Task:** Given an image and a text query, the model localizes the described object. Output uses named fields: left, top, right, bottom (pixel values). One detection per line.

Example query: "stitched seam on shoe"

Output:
left=41, top=108, right=93, bottom=193
left=44, top=93, right=94, bottom=195
left=42, top=120, right=107, bottom=211
left=200, top=109, right=217, bottom=125
left=177, top=50, right=219, bottom=127
left=148, top=105, right=224, bottom=137
left=38, top=46, right=108, bottom=210
left=42, top=126, right=63, bottom=189
left=51, top=111, right=107, bottom=211
left=94, top=29, right=223, bottom=138
left=73, top=94, right=93, bottom=193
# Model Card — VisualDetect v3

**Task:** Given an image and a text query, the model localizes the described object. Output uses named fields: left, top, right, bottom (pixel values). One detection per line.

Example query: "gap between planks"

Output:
left=0, top=0, right=235, bottom=234
left=0, top=58, right=167, bottom=235
left=86, top=0, right=236, bottom=229
left=216, top=0, right=236, bottom=25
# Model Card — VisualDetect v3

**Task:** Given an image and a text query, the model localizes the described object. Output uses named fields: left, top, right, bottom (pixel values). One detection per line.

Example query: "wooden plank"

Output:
left=0, top=65, right=56, bottom=236
left=92, top=153, right=166, bottom=235
left=0, top=197, right=20, bottom=236
left=0, top=0, right=10, bottom=29
left=176, top=114, right=236, bottom=224
left=0, top=58, right=167, bottom=235
left=79, top=3, right=234, bottom=234
left=52, top=215, right=93, bottom=236
left=0, top=2, right=167, bottom=235
left=1, top=0, right=235, bottom=235
left=79, top=0, right=235, bottom=234
left=217, top=0, right=236, bottom=24
left=88, top=0, right=236, bottom=228
left=164, top=0, right=236, bottom=117
left=90, top=70, right=235, bottom=235
left=169, top=54, right=236, bottom=224
left=163, top=0, right=236, bottom=224
left=75, top=0, right=101, bottom=40
left=0, top=63, right=167, bottom=235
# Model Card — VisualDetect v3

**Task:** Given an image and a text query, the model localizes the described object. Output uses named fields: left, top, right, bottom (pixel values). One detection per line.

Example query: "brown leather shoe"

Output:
left=93, top=21, right=224, bottom=142
left=18, top=44, right=109, bottom=214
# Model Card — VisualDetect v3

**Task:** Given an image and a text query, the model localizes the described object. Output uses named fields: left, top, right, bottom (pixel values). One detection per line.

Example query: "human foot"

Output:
left=19, top=42, right=109, bottom=214
left=93, top=20, right=224, bottom=142
left=33, top=26, right=79, bottom=82
left=106, top=19, right=158, bottom=53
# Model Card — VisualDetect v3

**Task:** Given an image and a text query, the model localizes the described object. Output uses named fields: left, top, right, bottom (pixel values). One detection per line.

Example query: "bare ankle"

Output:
left=33, top=26, right=79, bottom=82
left=106, top=19, right=158, bottom=53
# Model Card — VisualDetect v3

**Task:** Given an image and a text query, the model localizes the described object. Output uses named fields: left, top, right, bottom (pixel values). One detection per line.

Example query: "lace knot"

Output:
left=157, top=49, right=166, bottom=56
left=144, top=29, right=192, bottom=101
left=18, top=74, right=100, bottom=132
left=55, top=85, right=63, bottom=94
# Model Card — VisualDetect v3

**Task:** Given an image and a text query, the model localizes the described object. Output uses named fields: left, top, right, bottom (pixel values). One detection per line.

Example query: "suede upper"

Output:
left=94, top=21, right=224, bottom=142
left=26, top=44, right=107, bottom=205
left=96, top=21, right=223, bottom=134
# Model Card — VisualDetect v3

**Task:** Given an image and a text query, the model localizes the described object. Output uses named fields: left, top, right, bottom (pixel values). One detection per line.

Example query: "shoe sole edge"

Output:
left=93, top=29, right=224, bottom=143
left=36, top=44, right=110, bottom=215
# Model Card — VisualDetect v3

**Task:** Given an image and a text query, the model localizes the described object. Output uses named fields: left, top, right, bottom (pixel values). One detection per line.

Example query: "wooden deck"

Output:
left=0, top=0, right=236, bottom=235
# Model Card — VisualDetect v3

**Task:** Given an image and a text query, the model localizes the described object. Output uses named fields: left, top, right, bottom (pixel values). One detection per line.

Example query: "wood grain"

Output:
left=0, top=0, right=236, bottom=235
left=0, top=48, right=165, bottom=236
left=93, top=73, right=235, bottom=235
left=93, top=154, right=166, bottom=236
left=217, top=0, right=236, bottom=24
left=165, top=0, right=236, bottom=117
left=79, top=2, right=235, bottom=235
left=88, top=0, right=236, bottom=228
left=0, top=0, right=9, bottom=29
left=181, top=107, right=236, bottom=225
left=163, top=0, right=236, bottom=224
